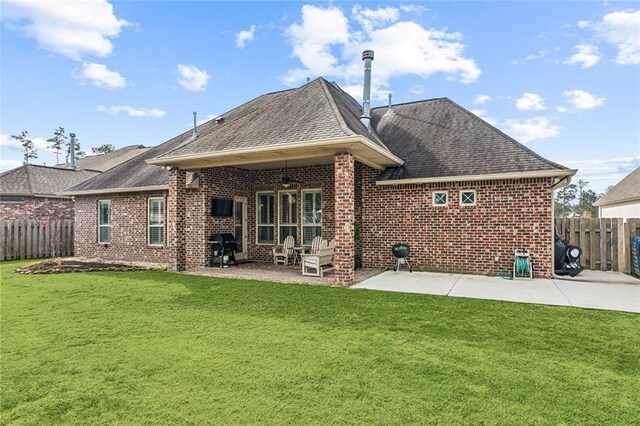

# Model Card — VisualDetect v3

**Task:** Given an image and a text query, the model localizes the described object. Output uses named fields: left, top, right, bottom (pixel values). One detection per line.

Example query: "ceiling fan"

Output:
left=282, top=160, right=303, bottom=188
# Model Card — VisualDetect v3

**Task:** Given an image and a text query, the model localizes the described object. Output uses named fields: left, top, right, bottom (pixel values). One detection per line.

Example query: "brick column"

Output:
left=334, top=153, right=355, bottom=286
left=168, top=168, right=186, bottom=271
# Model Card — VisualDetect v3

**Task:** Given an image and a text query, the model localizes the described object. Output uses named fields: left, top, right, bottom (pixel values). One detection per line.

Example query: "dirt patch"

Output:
left=14, top=259, right=159, bottom=275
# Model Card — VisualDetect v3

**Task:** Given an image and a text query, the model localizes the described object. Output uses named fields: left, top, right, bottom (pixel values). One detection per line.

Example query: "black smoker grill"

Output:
left=208, top=233, right=238, bottom=268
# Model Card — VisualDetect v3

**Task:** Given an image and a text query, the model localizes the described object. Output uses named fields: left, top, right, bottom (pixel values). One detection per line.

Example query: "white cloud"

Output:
left=1, top=133, right=56, bottom=158
left=1, top=0, right=129, bottom=60
left=176, top=64, right=210, bottom=92
left=559, top=156, right=640, bottom=187
left=282, top=5, right=481, bottom=99
left=235, top=25, right=256, bottom=49
left=470, top=109, right=497, bottom=126
left=352, top=5, right=400, bottom=31
left=596, top=10, right=640, bottom=65
left=473, top=94, right=492, bottom=105
left=76, top=62, right=127, bottom=88
left=97, top=105, right=166, bottom=117
left=563, top=90, right=605, bottom=110
left=504, top=117, right=561, bottom=143
left=556, top=106, right=568, bottom=113
left=576, top=20, right=590, bottom=29
left=509, top=49, right=549, bottom=65
left=516, top=93, right=547, bottom=111
left=410, top=84, right=424, bottom=95
left=0, top=159, right=23, bottom=172
left=564, top=44, right=600, bottom=68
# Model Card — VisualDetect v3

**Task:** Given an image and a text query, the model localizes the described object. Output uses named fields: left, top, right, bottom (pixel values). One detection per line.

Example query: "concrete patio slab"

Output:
left=555, top=280, right=640, bottom=313
left=352, top=271, right=459, bottom=295
left=353, top=270, right=639, bottom=313
left=449, top=275, right=571, bottom=307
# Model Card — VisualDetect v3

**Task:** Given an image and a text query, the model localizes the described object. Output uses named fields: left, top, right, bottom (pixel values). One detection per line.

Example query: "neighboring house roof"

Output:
left=0, top=165, right=100, bottom=197
left=372, top=98, right=569, bottom=181
left=56, top=144, right=150, bottom=172
left=593, top=167, right=640, bottom=206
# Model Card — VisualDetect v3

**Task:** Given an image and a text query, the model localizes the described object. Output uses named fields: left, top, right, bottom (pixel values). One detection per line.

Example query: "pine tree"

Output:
left=11, top=131, right=38, bottom=165
left=91, top=144, right=116, bottom=155
left=47, top=126, right=67, bottom=165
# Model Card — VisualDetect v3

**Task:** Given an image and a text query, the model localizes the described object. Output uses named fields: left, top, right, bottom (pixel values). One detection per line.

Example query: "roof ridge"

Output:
left=371, top=97, right=445, bottom=110
left=25, top=164, right=34, bottom=194
left=318, top=78, right=356, bottom=137
left=442, top=98, right=569, bottom=171
left=157, top=89, right=295, bottom=159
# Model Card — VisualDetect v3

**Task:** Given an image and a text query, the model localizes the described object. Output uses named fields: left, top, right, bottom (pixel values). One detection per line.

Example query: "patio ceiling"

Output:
left=146, top=136, right=404, bottom=171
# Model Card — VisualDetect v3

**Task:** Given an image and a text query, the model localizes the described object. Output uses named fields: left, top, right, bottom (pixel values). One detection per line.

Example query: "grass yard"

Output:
left=1, top=261, right=639, bottom=425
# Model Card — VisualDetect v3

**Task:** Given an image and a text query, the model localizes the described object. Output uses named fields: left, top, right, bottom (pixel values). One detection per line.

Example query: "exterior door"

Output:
left=234, top=196, right=248, bottom=260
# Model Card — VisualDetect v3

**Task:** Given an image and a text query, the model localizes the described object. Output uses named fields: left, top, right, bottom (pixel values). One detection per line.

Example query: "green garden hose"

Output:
left=515, top=257, right=531, bottom=277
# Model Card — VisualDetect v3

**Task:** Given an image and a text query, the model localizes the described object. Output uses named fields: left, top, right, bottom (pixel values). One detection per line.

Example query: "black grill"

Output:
left=208, top=233, right=238, bottom=267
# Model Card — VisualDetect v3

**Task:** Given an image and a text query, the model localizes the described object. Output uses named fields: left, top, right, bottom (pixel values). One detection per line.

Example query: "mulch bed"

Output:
left=14, top=260, right=153, bottom=275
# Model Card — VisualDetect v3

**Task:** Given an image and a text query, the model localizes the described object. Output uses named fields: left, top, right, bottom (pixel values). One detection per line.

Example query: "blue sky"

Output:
left=1, top=1, right=638, bottom=193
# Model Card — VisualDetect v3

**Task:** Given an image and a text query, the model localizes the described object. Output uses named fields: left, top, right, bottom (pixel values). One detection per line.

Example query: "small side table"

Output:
left=292, top=247, right=306, bottom=266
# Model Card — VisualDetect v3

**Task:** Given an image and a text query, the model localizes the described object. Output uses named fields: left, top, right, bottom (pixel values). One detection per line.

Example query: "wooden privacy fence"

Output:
left=555, top=218, right=640, bottom=273
left=0, top=220, right=74, bottom=261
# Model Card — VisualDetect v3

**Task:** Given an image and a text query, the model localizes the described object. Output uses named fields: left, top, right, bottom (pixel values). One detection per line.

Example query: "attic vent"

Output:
left=186, top=171, right=200, bottom=188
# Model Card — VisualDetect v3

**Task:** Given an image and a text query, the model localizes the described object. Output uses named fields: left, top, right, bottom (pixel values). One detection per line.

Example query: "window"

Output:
left=433, top=191, right=448, bottom=206
left=148, top=197, right=165, bottom=246
left=98, top=200, right=111, bottom=244
left=302, top=189, right=321, bottom=245
left=256, top=192, right=274, bottom=244
left=460, top=190, right=477, bottom=206
left=278, top=191, right=297, bottom=244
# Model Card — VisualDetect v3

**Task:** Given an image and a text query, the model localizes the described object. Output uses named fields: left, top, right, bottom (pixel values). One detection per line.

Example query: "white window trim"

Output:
left=433, top=191, right=448, bottom=207
left=460, top=190, right=477, bottom=206
left=278, top=190, right=298, bottom=244
left=301, top=189, right=322, bottom=245
left=148, top=197, right=165, bottom=247
left=98, top=199, right=111, bottom=244
left=256, top=191, right=275, bottom=245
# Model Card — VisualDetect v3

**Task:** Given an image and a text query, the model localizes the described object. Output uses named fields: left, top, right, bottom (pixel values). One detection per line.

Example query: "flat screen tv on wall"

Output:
left=211, top=198, right=234, bottom=217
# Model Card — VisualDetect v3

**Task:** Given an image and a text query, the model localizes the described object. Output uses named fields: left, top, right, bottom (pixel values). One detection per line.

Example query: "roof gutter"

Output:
left=376, top=169, right=577, bottom=186
left=59, top=185, right=169, bottom=196
left=146, top=135, right=404, bottom=170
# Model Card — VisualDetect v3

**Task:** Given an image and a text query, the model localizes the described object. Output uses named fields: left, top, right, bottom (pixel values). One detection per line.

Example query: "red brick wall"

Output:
left=0, top=197, right=74, bottom=221
left=74, top=192, right=169, bottom=263
left=360, top=165, right=555, bottom=278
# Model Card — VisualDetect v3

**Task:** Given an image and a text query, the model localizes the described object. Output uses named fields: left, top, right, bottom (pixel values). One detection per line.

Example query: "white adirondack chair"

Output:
left=301, top=239, right=335, bottom=277
left=273, top=235, right=295, bottom=265
left=309, top=235, right=323, bottom=255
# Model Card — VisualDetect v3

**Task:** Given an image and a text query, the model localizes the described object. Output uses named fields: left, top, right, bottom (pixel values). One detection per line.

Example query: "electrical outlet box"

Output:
left=494, top=256, right=500, bottom=262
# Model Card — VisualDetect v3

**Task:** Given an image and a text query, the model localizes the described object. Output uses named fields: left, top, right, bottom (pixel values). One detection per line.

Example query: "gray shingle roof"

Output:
left=0, top=165, right=100, bottom=197
left=57, top=145, right=150, bottom=172
left=67, top=134, right=188, bottom=192
left=593, top=167, right=640, bottom=206
left=157, top=78, right=389, bottom=160
left=372, top=98, right=569, bottom=180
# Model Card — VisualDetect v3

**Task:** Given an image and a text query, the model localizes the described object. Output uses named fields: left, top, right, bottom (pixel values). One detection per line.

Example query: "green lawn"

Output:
left=1, top=261, right=638, bottom=425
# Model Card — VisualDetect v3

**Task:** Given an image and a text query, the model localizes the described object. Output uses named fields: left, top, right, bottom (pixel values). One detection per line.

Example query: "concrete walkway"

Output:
left=353, top=270, right=640, bottom=313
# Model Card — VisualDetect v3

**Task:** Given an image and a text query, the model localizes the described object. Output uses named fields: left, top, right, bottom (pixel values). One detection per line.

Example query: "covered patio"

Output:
left=185, top=261, right=383, bottom=285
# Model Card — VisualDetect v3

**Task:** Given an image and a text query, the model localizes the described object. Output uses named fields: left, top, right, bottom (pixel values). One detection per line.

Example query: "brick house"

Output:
left=64, top=54, right=575, bottom=285
left=0, top=145, right=149, bottom=221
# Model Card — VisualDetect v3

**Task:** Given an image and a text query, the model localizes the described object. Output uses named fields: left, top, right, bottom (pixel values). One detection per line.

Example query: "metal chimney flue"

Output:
left=360, top=49, right=374, bottom=130
left=192, top=111, right=198, bottom=139
left=69, top=133, right=76, bottom=170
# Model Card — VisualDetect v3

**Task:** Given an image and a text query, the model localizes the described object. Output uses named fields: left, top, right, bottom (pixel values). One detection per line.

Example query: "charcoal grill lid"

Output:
left=392, top=243, right=410, bottom=258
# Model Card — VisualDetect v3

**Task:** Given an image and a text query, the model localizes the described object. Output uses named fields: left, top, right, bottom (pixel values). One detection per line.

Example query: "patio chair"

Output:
left=301, top=239, right=335, bottom=277
left=309, top=235, right=323, bottom=254
left=273, top=235, right=295, bottom=265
